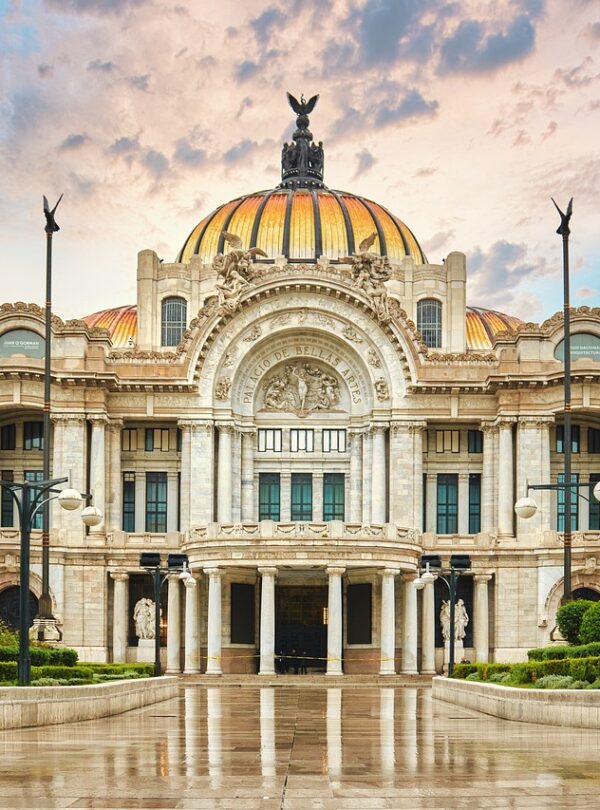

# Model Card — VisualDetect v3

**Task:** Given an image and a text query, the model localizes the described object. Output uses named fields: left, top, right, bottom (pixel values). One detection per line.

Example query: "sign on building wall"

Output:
left=554, top=333, right=600, bottom=362
left=0, top=329, right=45, bottom=358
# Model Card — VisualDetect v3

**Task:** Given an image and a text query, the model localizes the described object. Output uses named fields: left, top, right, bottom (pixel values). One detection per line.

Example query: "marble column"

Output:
left=184, top=574, right=201, bottom=674
left=410, top=424, right=425, bottom=530
left=473, top=574, right=492, bottom=663
left=178, top=422, right=192, bottom=533
left=240, top=429, right=256, bottom=521
left=516, top=417, right=553, bottom=536
left=371, top=426, right=387, bottom=524
left=481, top=422, right=497, bottom=533
left=107, top=420, right=122, bottom=532
left=420, top=578, right=436, bottom=675
left=167, top=472, right=179, bottom=532
left=111, top=571, right=129, bottom=663
left=166, top=573, right=181, bottom=674
left=380, top=568, right=399, bottom=675
left=217, top=424, right=233, bottom=523
left=259, top=567, right=277, bottom=675
left=458, top=472, right=470, bottom=535
left=55, top=415, right=87, bottom=538
left=205, top=568, right=223, bottom=675
left=326, top=566, right=345, bottom=676
left=497, top=419, right=515, bottom=537
left=89, top=415, right=107, bottom=533
left=348, top=429, right=363, bottom=523
left=362, top=429, right=372, bottom=522
left=401, top=574, right=418, bottom=674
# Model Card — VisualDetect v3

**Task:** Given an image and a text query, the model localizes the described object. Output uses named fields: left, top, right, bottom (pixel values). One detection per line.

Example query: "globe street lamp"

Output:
left=139, top=553, right=190, bottom=677
left=415, top=553, right=471, bottom=677
left=0, top=476, right=102, bottom=685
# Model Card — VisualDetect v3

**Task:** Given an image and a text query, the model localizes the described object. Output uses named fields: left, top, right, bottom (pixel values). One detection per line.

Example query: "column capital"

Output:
left=326, top=566, right=346, bottom=576
left=88, top=413, right=109, bottom=426
left=370, top=423, right=388, bottom=436
left=168, top=571, right=182, bottom=582
left=110, top=570, right=129, bottom=582
left=517, top=416, right=554, bottom=428
left=239, top=426, right=257, bottom=438
left=402, top=571, right=418, bottom=583
left=380, top=567, right=400, bottom=578
left=51, top=412, right=86, bottom=424
left=348, top=427, right=367, bottom=438
left=107, top=419, right=124, bottom=433
left=178, top=419, right=212, bottom=434
left=215, top=421, right=235, bottom=434
left=390, top=420, right=427, bottom=435
left=480, top=420, right=498, bottom=436
left=204, top=567, right=223, bottom=578
left=258, top=566, right=278, bottom=577
left=473, top=573, right=493, bottom=583
left=495, top=416, right=517, bottom=428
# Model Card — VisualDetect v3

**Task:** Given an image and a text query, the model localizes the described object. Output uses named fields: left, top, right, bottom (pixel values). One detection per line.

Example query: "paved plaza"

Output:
left=1, top=685, right=600, bottom=809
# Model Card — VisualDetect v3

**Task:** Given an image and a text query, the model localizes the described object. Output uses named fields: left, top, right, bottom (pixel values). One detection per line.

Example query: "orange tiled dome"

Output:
left=82, top=305, right=136, bottom=347
left=176, top=189, right=427, bottom=266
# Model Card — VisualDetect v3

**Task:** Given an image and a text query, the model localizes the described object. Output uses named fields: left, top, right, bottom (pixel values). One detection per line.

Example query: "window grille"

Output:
left=417, top=299, right=442, bottom=348
left=161, top=297, right=187, bottom=347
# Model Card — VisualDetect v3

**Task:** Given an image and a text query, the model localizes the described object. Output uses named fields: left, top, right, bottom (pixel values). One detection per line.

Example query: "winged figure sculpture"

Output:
left=222, top=231, right=267, bottom=258
left=358, top=232, right=377, bottom=252
left=43, top=193, right=63, bottom=233
left=551, top=197, right=573, bottom=237
left=287, top=92, right=319, bottom=116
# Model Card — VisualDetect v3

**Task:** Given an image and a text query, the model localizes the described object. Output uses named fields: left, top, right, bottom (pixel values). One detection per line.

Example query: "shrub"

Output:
left=534, top=675, right=574, bottom=689
left=0, top=662, right=17, bottom=680
left=31, top=678, right=61, bottom=686
left=568, top=680, right=588, bottom=689
left=465, top=672, right=479, bottom=681
left=556, top=600, right=595, bottom=644
left=586, top=679, right=600, bottom=689
left=579, top=603, right=600, bottom=644
left=0, top=644, right=78, bottom=667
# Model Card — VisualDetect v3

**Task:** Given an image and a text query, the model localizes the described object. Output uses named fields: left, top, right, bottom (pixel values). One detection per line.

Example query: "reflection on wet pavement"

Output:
left=0, top=685, right=599, bottom=808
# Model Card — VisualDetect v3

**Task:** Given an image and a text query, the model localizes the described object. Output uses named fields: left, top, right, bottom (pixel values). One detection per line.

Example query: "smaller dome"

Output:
left=83, top=305, right=136, bottom=347
left=466, top=306, right=523, bottom=350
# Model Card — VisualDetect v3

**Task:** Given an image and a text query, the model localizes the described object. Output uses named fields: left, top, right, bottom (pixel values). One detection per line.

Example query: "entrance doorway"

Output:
left=275, top=585, right=327, bottom=671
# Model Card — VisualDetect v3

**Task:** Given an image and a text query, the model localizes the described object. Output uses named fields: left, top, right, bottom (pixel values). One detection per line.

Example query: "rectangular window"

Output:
left=1, top=470, right=14, bottom=527
left=590, top=474, right=600, bottom=531
left=145, top=472, right=167, bottom=533
left=290, top=428, right=314, bottom=452
left=435, top=430, right=460, bottom=453
left=23, top=422, right=43, bottom=450
left=323, top=473, right=345, bottom=521
left=323, top=429, right=346, bottom=452
left=437, top=473, right=458, bottom=534
left=24, top=470, right=43, bottom=529
left=346, top=583, right=372, bottom=644
left=259, top=473, right=280, bottom=521
left=468, top=473, right=481, bottom=534
left=556, top=425, right=580, bottom=454
left=291, top=473, right=312, bottom=521
left=257, top=429, right=282, bottom=452
left=145, top=428, right=170, bottom=452
left=0, top=424, right=16, bottom=451
left=122, top=472, right=136, bottom=532
left=557, top=473, right=579, bottom=532
left=121, top=428, right=138, bottom=452
left=230, top=583, right=255, bottom=644
left=467, top=430, right=483, bottom=454
left=588, top=428, right=600, bottom=454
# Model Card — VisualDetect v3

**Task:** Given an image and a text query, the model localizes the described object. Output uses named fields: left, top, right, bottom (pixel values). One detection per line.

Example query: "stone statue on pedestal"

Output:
left=133, top=597, right=158, bottom=640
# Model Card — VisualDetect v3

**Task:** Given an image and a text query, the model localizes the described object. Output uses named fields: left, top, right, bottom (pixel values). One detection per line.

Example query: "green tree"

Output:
left=579, top=602, right=600, bottom=645
left=556, top=600, right=595, bottom=644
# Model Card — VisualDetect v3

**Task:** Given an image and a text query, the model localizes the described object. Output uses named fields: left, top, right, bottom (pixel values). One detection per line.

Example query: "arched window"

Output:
left=161, top=297, right=187, bottom=347
left=417, top=298, right=442, bottom=348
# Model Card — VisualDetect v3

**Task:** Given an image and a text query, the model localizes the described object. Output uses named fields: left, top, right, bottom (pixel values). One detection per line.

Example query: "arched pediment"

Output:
left=188, top=289, right=415, bottom=413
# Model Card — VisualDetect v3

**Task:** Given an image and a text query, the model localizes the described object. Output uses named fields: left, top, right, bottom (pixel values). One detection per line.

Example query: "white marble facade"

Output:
left=1, top=215, right=600, bottom=674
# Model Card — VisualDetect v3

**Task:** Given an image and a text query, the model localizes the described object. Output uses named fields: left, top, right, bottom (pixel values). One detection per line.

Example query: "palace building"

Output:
left=1, top=95, right=599, bottom=674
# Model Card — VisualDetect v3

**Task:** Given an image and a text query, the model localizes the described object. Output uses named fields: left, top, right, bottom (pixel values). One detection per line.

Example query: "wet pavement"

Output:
left=0, top=685, right=600, bottom=809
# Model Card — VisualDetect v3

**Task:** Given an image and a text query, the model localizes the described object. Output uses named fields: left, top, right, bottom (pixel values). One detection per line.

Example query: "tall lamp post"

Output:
left=0, top=477, right=102, bottom=685
left=139, top=552, right=190, bottom=677
left=39, top=194, right=63, bottom=627
left=414, top=553, right=472, bottom=677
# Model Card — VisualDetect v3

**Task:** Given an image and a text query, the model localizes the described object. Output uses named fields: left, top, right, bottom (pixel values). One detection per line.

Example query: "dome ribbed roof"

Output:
left=176, top=188, right=427, bottom=266
left=82, top=304, right=522, bottom=350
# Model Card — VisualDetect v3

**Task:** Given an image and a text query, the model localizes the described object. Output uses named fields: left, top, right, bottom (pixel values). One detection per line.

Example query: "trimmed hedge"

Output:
left=0, top=645, right=78, bottom=666
left=580, top=602, right=600, bottom=644
left=453, top=655, right=600, bottom=684
left=0, top=661, right=154, bottom=685
left=528, top=641, right=600, bottom=661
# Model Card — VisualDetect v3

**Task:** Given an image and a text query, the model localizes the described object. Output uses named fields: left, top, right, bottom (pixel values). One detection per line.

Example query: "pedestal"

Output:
left=443, top=639, right=463, bottom=673
left=137, top=638, right=155, bottom=663
left=31, top=617, right=61, bottom=642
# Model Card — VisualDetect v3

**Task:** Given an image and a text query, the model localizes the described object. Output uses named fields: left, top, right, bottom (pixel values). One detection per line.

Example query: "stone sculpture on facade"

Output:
left=214, top=231, right=267, bottom=314
left=215, top=377, right=232, bottom=400
left=374, top=378, right=389, bottom=401
left=262, top=362, right=340, bottom=417
left=440, top=598, right=469, bottom=641
left=342, top=233, right=392, bottom=322
left=133, top=597, right=159, bottom=640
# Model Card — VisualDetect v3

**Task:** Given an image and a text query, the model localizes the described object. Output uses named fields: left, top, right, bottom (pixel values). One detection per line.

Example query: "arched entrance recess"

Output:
left=544, top=572, right=600, bottom=644
left=0, top=586, right=39, bottom=632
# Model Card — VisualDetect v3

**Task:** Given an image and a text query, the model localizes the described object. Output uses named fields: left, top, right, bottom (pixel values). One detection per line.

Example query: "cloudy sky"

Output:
left=1, top=0, right=599, bottom=322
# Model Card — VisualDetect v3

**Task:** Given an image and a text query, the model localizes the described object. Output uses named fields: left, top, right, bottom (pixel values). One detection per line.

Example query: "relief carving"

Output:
left=374, top=378, right=389, bottom=401
left=261, top=362, right=341, bottom=417
left=215, top=377, right=232, bottom=400
left=367, top=349, right=381, bottom=368
left=342, top=325, right=363, bottom=344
